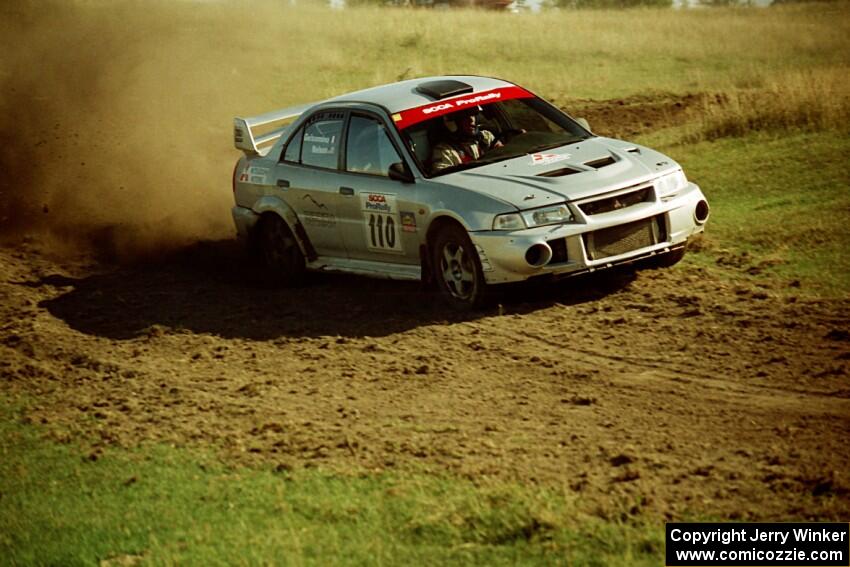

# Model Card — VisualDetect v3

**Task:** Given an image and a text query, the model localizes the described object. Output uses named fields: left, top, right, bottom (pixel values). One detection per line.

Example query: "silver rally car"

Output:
left=231, top=75, right=709, bottom=308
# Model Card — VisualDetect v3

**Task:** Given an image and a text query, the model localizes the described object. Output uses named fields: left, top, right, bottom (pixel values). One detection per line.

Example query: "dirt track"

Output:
left=2, top=238, right=848, bottom=522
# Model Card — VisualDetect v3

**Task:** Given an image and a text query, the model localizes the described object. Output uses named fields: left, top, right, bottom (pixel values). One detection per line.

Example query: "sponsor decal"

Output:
left=419, top=93, right=503, bottom=116
left=306, top=133, right=336, bottom=155
left=246, top=166, right=269, bottom=184
left=393, top=86, right=534, bottom=130
left=360, top=193, right=402, bottom=253
left=304, top=134, right=331, bottom=143
left=363, top=192, right=393, bottom=214
left=531, top=153, right=571, bottom=166
left=400, top=211, right=417, bottom=233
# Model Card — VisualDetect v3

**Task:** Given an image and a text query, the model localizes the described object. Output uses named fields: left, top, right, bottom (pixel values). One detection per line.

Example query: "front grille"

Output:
left=579, top=187, right=653, bottom=216
left=584, top=215, right=666, bottom=260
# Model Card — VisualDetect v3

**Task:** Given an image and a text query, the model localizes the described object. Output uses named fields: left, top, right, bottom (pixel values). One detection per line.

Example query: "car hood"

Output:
left=439, top=137, right=679, bottom=210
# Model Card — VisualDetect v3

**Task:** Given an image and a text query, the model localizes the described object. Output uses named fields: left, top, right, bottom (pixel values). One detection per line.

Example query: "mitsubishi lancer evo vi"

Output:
left=231, top=76, right=709, bottom=308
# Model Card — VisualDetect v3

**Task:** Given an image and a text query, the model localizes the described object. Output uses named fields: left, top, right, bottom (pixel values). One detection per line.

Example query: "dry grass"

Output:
left=688, top=69, right=850, bottom=141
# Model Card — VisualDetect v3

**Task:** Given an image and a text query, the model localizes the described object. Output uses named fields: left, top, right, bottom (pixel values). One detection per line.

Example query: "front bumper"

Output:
left=470, top=182, right=708, bottom=284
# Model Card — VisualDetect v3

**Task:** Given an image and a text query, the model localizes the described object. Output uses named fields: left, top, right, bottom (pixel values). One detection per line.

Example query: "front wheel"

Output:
left=257, top=214, right=306, bottom=286
left=432, top=224, right=490, bottom=310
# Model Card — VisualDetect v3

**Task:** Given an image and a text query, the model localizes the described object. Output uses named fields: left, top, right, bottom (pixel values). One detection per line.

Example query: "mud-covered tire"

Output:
left=432, top=223, right=491, bottom=310
left=257, top=214, right=306, bottom=286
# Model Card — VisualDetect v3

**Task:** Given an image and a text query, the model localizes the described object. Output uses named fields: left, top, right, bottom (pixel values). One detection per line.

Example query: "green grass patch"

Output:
left=644, top=130, right=850, bottom=296
left=0, top=400, right=662, bottom=566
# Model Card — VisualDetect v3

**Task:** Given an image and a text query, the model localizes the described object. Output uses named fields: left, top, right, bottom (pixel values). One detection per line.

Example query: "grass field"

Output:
left=670, top=131, right=850, bottom=295
left=1, top=401, right=663, bottom=566
left=2, top=1, right=849, bottom=564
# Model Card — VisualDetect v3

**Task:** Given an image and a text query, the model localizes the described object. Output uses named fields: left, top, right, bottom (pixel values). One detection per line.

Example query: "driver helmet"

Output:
left=445, top=107, right=481, bottom=141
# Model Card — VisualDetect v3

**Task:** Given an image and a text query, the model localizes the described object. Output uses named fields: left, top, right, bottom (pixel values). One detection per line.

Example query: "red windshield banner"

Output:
left=391, top=86, right=534, bottom=130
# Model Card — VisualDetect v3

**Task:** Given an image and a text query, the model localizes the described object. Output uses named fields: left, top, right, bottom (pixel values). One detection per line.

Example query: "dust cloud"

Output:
left=0, top=0, right=279, bottom=262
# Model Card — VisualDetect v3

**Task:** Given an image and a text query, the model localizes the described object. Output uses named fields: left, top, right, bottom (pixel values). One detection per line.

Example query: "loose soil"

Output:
left=2, top=237, right=848, bottom=522
left=561, top=92, right=706, bottom=140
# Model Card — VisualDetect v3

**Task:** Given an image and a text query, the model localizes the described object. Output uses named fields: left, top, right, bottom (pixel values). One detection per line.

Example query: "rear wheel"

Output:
left=257, top=214, right=306, bottom=285
left=432, top=224, right=490, bottom=310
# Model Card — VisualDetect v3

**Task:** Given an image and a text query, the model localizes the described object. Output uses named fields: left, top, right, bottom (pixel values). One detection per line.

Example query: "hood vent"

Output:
left=584, top=155, right=617, bottom=169
left=537, top=167, right=581, bottom=178
left=626, top=147, right=641, bottom=154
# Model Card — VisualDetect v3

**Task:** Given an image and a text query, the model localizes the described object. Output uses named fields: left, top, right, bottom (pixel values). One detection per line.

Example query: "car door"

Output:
left=274, top=110, right=348, bottom=259
left=334, top=112, right=421, bottom=264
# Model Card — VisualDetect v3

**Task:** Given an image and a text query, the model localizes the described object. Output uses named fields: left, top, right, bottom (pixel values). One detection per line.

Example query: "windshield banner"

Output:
left=391, top=86, right=534, bottom=130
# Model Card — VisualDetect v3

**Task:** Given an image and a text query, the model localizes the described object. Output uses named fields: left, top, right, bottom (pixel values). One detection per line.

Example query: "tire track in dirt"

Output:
left=490, top=326, right=850, bottom=405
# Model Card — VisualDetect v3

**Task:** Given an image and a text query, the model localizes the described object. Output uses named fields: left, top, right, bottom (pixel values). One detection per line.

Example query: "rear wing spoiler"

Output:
left=233, top=101, right=318, bottom=155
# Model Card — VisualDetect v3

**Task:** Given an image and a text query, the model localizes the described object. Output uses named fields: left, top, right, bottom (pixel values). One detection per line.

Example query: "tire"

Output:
left=431, top=223, right=491, bottom=310
left=257, top=214, right=306, bottom=286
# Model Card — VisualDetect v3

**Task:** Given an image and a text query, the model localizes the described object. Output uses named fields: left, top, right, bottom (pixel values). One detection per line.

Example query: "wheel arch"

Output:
left=425, top=214, right=469, bottom=248
left=250, top=196, right=316, bottom=260
left=426, top=215, right=492, bottom=309
left=421, top=214, right=473, bottom=286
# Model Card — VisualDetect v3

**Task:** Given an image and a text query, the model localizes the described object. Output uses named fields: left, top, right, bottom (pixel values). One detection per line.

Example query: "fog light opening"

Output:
left=694, top=200, right=710, bottom=224
left=525, top=243, right=553, bottom=268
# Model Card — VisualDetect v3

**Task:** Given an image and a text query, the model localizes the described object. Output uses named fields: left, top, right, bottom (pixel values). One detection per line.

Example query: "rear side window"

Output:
left=345, top=115, right=402, bottom=177
left=300, top=112, right=344, bottom=170
left=282, top=127, right=303, bottom=163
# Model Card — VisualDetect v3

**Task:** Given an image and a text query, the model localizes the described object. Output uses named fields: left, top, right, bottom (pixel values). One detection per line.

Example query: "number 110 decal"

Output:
left=367, top=213, right=399, bottom=250
left=361, top=193, right=402, bottom=253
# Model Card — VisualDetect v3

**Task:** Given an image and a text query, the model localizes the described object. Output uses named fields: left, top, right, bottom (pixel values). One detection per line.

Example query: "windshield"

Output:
left=397, top=96, right=591, bottom=177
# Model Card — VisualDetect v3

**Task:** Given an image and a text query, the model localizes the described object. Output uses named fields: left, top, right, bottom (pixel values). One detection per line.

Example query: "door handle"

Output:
left=339, top=186, right=354, bottom=196
left=277, top=179, right=290, bottom=188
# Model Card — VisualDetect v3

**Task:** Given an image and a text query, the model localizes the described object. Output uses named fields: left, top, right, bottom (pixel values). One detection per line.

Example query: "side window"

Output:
left=301, top=112, right=344, bottom=170
left=346, top=115, right=402, bottom=177
left=503, top=99, right=551, bottom=132
left=282, top=126, right=303, bottom=163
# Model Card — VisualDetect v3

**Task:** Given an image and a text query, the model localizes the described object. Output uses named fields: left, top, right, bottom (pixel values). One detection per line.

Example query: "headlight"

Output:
left=656, top=169, right=688, bottom=198
left=493, top=204, right=575, bottom=231
left=522, top=204, right=573, bottom=227
left=492, top=213, right=525, bottom=231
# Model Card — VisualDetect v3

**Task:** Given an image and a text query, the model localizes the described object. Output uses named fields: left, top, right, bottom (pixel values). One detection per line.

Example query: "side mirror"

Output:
left=576, top=117, right=591, bottom=131
left=388, top=162, right=414, bottom=184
